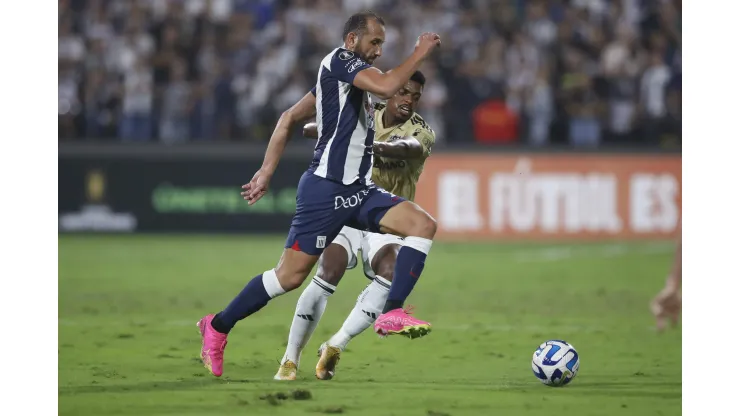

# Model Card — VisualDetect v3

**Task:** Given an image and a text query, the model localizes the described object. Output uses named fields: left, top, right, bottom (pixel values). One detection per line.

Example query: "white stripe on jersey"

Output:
left=342, top=107, right=369, bottom=184
left=313, top=48, right=333, bottom=152
left=312, top=47, right=373, bottom=185
left=315, top=67, right=325, bottom=143
left=314, top=48, right=339, bottom=178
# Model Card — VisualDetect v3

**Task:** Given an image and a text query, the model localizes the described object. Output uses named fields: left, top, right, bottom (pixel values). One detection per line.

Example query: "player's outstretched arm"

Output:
left=306, top=126, right=428, bottom=160
left=353, top=33, right=440, bottom=100
left=242, top=91, right=316, bottom=204
left=373, top=137, right=424, bottom=160
left=261, top=91, right=317, bottom=173
left=376, top=126, right=434, bottom=160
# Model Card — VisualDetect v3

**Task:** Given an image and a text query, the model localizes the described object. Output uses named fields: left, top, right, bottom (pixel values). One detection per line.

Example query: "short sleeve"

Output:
left=310, top=86, right=316, bottom=96
left=411, top=126, right=435, bottom=158
left=329, top=49, right=371, bottom=84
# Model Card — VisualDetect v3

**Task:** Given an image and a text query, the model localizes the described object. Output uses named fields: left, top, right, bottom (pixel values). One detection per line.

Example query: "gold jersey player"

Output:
left=275, top=71, right=436, bottom=381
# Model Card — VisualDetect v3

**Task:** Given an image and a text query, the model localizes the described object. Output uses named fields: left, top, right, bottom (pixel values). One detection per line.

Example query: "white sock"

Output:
left=404, top=236, right=433, bottom=255
left=282, top=277, right=335, bottom=365
left=327, top=276, right=391, bottom=350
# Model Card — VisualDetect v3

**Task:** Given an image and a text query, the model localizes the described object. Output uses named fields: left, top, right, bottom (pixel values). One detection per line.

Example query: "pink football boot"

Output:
left=197, top=314, right=228, bottom=377
left=373, top=307, right=431, bottom=339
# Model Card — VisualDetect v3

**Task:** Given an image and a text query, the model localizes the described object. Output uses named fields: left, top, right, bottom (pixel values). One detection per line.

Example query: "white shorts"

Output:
left=331, top=226, right=404, bottom=279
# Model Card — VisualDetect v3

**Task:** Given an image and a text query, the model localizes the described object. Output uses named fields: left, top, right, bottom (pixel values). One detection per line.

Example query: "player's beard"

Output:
left=358, top=48, right=377, bottom=64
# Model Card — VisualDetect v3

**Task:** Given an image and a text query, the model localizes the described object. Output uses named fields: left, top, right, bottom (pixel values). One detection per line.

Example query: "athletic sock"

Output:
left=383, top=237, right=433, bottom=313
left=212, top=269, right=286, bottom=334
left=282, top=277, right=336, bottom=365
left=328, top=276, right=391, bottom=350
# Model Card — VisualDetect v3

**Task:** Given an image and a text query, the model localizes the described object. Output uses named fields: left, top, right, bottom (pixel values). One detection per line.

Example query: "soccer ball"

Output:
left=531, top=340, right=580, bottom=387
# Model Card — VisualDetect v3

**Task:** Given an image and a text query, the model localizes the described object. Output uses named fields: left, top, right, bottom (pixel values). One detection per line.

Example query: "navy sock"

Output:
left=212, top=274, right=271, bottom=333
left=383, top=246, right=426, bottom=313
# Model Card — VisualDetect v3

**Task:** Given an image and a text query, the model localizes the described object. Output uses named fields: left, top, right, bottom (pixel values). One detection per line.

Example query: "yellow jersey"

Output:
left=371, top=102, right=435, bottom=202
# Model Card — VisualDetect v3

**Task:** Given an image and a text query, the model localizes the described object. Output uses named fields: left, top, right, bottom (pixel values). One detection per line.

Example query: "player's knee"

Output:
left=372, top=245, right=399, bottom=281
left=376, top=262, right=395, bottom=281
left=277, top=270, right=307, bottom=291
left=314, top=243, right=349, bottom=286
left=425, top=215, right=438, bottom=237
left=275, top=263, right=312, bottom=292
left=316, top=264, right=345, bottom=286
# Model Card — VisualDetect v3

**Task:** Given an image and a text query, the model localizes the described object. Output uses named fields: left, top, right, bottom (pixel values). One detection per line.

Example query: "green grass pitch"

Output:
left=59, top=235, right=681, bottom=416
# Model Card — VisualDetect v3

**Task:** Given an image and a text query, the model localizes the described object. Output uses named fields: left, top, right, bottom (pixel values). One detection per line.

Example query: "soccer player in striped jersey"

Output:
left=275, top=71, right=435, bottom=380
left=196, top=11, right=441, bottom=378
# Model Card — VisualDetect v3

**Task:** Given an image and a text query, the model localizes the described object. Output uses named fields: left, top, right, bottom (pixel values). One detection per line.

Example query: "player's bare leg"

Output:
left=276, top=243, right=348, bottom=380
left=651, top=231, right=682, bottom=332
left=198, top=248, right=318, bottom=377
left=372, top=201, right=436, bottom=337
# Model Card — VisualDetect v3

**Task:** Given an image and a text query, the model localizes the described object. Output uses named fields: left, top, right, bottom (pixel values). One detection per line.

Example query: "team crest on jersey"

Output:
left=339, top=50, right=354, bottom=60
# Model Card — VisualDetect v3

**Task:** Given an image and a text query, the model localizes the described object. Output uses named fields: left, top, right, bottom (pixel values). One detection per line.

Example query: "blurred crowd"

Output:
left=58, top=0, right=681, bottom=147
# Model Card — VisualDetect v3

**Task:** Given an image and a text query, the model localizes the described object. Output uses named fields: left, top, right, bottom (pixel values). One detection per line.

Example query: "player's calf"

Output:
left=280, top=244, right=348, bottom=371
left=377, top=202, right=435, bottom=313
left=318, top=281, right=393, bottom=378
left=211, top=250, right=315, bottom=333
left=321, top=242, right=399, bottom=372
left=200, top=249, right=317, bottom=376
left=374, top=202, right=436, bottom=336
left=325, top=274, right=392, bottom=353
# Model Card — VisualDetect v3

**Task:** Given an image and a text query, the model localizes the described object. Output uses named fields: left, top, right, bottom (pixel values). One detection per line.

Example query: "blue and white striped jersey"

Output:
left=308, top=47, right=375, bottom=185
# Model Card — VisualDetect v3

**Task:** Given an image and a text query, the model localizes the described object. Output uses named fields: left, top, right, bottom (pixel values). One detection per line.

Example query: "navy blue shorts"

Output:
left=284, top=171, right=405, bottom=256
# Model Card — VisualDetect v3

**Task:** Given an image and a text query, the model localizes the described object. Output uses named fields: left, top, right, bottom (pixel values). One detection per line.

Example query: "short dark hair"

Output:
left=342, top=11, right=385, bottom=40
left=410, top=70, right=426, bottom=87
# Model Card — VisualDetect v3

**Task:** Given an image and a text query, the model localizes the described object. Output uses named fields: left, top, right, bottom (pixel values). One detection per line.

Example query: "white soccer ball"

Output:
left=531, top=340, right=580, bottom=387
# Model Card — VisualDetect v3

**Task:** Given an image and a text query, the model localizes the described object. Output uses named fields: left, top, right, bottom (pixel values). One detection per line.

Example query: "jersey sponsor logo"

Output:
left=339, top=50, right=354, bottom=60
left=374, top=159, right=407, bottom=170
left=334, top=189, right=370, bottom=210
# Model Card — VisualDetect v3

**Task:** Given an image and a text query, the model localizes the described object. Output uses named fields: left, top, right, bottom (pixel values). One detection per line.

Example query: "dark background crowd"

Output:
left=58, top=0, right=681, bottom=148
